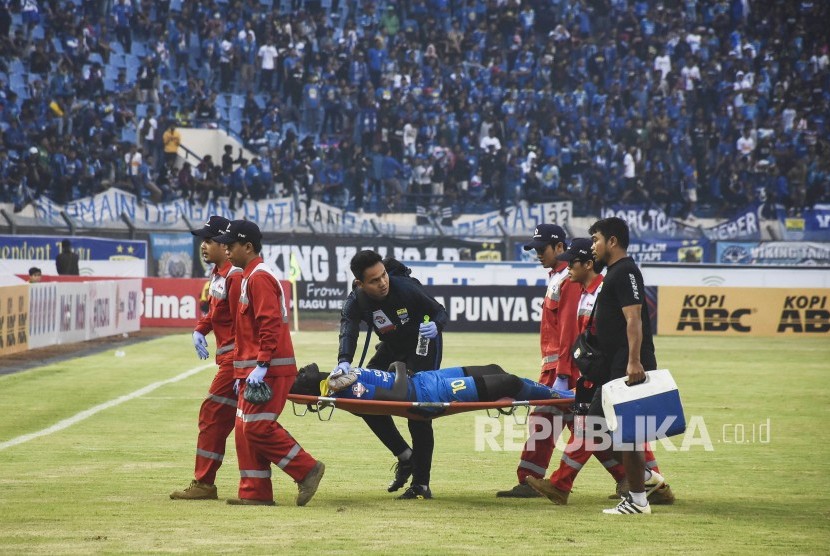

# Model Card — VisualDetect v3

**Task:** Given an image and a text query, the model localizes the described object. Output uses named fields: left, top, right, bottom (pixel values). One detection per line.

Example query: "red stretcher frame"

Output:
left=287, top=394, right=573, bottom=421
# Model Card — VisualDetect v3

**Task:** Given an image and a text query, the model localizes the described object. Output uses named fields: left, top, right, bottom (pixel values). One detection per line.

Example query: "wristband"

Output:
left=257, top=361, right=269, bottom=368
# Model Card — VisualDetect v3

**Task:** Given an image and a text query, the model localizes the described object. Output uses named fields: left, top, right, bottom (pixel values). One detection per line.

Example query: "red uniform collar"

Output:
left=583, top=274, right=603, bottom=294
left=241, top=256, right=264, bottom=277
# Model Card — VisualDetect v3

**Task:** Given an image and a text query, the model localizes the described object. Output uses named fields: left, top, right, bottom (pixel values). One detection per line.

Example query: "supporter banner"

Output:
left=140, top=277, right=292, bottom=327
left=450, top=201, right=573, bottom=237
left=0, top=234, right=147, bottom=277
left=430, top=286, right=543, bottom=333
left=601, top=205, right=701, bottom=239
left=26, top=188, right=297, bottom=231
left=20, top=188, right=572, bottom=237
left=149, top=233, right=195, bottom=277
left=783, top=205, right=830, bottom=241
left=260, top=237, right=504, bottom=312
left=657, top=287, right=830, bottom=337
left=702, top=203, right=762, bottom=241
left=0, top=285, right=29, bottom=356
left=716, top=242, right=830, bottom=265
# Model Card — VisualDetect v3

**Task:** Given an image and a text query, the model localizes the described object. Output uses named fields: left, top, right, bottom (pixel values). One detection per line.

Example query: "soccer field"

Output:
left=0, top=332, right=828, bottom=554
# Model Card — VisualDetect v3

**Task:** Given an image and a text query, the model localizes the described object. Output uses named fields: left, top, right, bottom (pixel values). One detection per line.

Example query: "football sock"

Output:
left=518, top=378, right=556, bottom=400
left=630, top=491, right=647, bottom=507
left=396, top=448, right=412, bottom=462
left=644, top=470, right=653, bottom=482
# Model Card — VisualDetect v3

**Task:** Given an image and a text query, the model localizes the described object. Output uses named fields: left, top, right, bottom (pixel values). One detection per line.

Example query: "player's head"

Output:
left=191, top=215, right=231, bottom=265
left=523, top=224, right=567, bottom=269
left=351, top=250, right=389, bottom=301
left=556, top=238, right=603, bottom=285
left=589, top=217, right=630, bottom=264
left=61, top=239, right=72, bottom=252
left=214, top=220, right=262, bottom=267
left=291, top=363, right=327, bottom=396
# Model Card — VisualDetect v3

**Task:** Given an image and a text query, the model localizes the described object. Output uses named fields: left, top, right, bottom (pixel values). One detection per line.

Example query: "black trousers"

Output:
left=361, top=335, right=442, bottom=486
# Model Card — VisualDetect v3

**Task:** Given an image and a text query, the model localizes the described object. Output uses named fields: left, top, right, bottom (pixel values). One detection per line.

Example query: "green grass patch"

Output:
left=0, top=332, right=828, bottom=554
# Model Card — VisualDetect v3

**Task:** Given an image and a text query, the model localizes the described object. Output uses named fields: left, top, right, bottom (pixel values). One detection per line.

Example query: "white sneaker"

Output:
left=603, top=494, right=652, bottom=515
left=644, top=470, right=666, bottom=496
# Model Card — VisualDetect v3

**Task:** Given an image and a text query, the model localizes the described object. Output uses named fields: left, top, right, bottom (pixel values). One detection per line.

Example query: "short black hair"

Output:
left=589, top=217, right=630, bottom=250
left=290, top=363, right=326, bottom=396
left=350, top=250, right=383, bottom=281
left=29, top=267, right=42, bottom=276
left=61, top=239, right=72, bottom=250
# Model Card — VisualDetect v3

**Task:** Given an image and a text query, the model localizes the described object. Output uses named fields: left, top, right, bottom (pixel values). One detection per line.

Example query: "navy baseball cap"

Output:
left=556, top=238, right=594, bottom=263
left=214, top=219, right=263, bottom=245
left=191, top=215, right=231, bottom=238
left=523, top=224, right=567, bottom=251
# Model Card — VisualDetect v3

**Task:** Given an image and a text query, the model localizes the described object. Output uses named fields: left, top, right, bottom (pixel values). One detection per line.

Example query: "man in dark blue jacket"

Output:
left=335, top=250, right=447, bottom=499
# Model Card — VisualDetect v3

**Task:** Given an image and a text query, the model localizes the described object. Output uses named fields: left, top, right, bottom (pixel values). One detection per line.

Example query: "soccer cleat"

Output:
left=603, top=493, right=652, bottom=515
left=525, top=477, right=569, bottom=505
left=496, top=483, right=542, bottom=498
left=611, top=472, right=670, bottom=500
left=388, top=459, right=414, bottom=492
left=226, top=498, right=276, bottom=506
left=169, top=480, right=218, bottom=500
left=396, top=485, right=432, bottom=500
left=649, top=484, right=676, bottom=505
left=644, top=470, right=666, bottom=496
left=296, top=461, right=325, bottom=506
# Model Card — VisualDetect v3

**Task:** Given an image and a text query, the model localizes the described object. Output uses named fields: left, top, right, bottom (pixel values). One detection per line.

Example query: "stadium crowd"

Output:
left=0, top=0, right=829, bottom=217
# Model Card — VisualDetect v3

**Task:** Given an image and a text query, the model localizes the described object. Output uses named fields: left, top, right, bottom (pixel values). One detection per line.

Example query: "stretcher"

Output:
left=287, top=394, right=573, bottom=423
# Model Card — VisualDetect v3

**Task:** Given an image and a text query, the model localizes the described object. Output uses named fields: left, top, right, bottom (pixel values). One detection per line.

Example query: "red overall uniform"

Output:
left=233, top=257, right=318, bottom=502
left=548, top=275, right=661, bottom=492
left=192, top=261, right=242, bottom=485
left=516, top=262, right=580, bottom=483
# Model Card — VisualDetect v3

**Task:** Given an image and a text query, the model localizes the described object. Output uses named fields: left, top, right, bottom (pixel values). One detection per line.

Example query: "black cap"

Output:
left=523, top=224, right=567, bottom=251
left=214, top=219, right=263, bottom=245
left=191, top=215, right=231, bottom=238
left=556, top=238, right=594, bottom=263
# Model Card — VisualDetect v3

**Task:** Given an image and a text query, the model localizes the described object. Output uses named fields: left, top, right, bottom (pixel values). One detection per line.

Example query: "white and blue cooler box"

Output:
left=601, top=369, right=686, bottom=444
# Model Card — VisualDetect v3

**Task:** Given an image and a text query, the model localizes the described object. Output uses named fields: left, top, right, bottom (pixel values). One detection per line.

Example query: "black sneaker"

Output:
left=397, top=485, right=432, bottom=500
left=387, top=459, right=414, bottom=492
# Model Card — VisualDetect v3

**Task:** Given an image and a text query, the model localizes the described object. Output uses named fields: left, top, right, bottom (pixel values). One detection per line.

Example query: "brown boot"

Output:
left=169, top=480, right=218, bottom=500
left=649, top=484, right=676, bottom=505
left=496, top=483, right=542, bottom=498
left=296, top=461, right=325, bottom=507
left=525, top=477, right=569, bottom=505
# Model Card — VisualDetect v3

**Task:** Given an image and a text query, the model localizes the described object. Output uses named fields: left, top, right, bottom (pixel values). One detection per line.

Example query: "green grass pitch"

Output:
left=0, top=331, right=828, bottom=554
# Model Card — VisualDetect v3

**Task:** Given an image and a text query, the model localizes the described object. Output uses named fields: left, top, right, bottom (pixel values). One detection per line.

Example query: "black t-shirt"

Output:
left=594, top=256, right=656, bottom=380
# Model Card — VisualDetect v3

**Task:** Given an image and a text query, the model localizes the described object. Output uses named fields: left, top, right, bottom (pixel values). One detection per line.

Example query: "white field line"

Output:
left=0, top=363, right=214, bottom=451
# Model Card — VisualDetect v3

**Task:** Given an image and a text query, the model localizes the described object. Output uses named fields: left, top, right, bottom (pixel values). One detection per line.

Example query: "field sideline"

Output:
left=0, top=331, right=828, bottom=554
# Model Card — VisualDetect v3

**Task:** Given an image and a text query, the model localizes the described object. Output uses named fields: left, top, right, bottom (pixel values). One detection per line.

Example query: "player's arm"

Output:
left=622, top=304, right=645, bottom=385
left=372, top=362, right=409, bottom=402
left=336, top=291, right=361, bottom=364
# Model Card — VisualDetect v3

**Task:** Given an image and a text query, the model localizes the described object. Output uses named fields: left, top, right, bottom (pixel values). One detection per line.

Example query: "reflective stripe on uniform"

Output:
left=233, top=357, right=296, bottom=368
left=561, top=453, right=584, bottom=471
left=216, top=344, right=235, bottom=355
left=235, top=410, right=279, bottom=423
left=277, top=443, right=301, bottom=469
left=196, top=448, right=224, bottom=462
left=240, top=469, right=271, bottom=478
left=208, top=394, right=237, bottom=407
left=518, top=460, right=547, bottom=476
left=542, top=354, right=559, bottom=365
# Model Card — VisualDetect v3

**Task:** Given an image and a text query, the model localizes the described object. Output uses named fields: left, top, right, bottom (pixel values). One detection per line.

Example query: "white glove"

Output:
left=419, top=321, right=438, bottom=339
left=192, top=331, right=209, bottom=359
left=247, top=365, right=267, bottom=385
